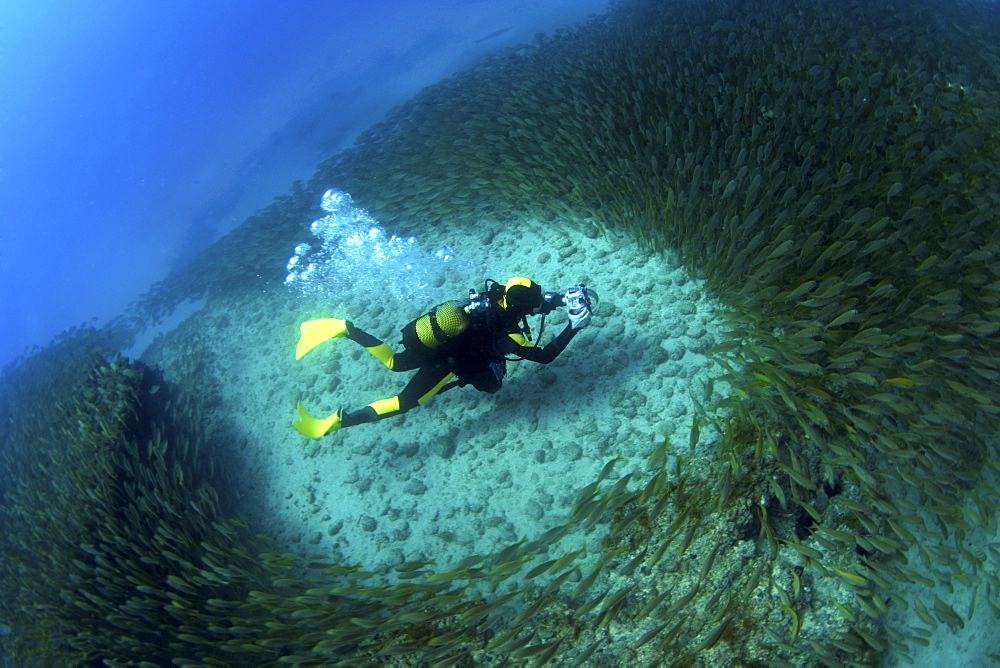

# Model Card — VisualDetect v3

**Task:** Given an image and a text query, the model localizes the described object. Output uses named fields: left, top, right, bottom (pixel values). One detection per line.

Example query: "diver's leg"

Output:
left=341, top=323, right=428, bottom=371
left=341, top=363, right=456, bottom=428
left=293, top=324, right=428, bottom=437
left=342, top=322, right=395, bottom=369
left=296, top=363, right=460, bottom=436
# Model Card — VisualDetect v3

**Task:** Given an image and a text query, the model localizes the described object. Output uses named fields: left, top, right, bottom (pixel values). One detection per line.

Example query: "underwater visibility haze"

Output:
left=0, top=0, right=604, bottom=369
left=2, top=0, right=1000, bottom=665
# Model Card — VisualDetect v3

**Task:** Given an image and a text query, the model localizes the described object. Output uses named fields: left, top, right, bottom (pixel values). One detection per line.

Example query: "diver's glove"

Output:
left=569, top=305, right=592, bottom=330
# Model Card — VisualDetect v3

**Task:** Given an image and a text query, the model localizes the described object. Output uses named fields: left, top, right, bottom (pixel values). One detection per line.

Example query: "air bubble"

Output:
left=284, top=188, right=481, bottom=303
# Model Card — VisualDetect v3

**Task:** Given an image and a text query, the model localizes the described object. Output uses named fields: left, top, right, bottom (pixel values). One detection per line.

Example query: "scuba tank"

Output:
left=400, top=300, right=471, bottom=355
left=399, top=280, right=504, bottom=356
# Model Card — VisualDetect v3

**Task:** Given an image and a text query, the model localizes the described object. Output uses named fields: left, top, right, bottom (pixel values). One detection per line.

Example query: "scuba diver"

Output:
left=291, top=277, right=595, bottom=437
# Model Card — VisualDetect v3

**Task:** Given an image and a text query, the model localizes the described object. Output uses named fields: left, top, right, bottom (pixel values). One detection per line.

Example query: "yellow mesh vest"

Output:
left=414, top=301, right=468, bottom=349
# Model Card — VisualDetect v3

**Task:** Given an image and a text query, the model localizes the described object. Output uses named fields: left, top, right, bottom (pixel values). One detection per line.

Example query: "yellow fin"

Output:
left=292, top=402, right=340, bottom=438
left=295, top=318, right=346, bottom=359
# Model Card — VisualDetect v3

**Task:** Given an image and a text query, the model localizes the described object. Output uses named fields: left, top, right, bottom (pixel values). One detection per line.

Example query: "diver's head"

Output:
left=500, top=276, right=545, bottom=317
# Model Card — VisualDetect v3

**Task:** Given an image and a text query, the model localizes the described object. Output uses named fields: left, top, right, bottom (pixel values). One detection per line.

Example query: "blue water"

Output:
left=0, top=0, right=608, bottom=370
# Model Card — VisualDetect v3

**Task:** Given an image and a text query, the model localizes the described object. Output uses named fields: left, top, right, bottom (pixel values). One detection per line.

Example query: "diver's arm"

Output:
left=501, top=324, right=578, bottom=364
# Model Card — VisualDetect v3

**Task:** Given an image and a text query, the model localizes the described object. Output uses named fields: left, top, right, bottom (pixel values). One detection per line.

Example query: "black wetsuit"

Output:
left=339, top=307, right=578, bottom=428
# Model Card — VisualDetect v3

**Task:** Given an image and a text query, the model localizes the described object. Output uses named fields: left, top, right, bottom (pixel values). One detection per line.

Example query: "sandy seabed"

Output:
left=131, top=210, right=1000, bottom=664
left=142, top=212, right=727, bottom=579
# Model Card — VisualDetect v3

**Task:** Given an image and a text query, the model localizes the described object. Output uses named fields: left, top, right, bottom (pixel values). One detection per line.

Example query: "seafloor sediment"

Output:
left=143, top=214, right=726, bottom=579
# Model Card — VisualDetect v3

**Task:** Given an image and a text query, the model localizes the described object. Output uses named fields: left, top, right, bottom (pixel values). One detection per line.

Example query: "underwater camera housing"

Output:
left=540, top=285, right=598, bottom=316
